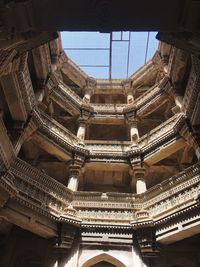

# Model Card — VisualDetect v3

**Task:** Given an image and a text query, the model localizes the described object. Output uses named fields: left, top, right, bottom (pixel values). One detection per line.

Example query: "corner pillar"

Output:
left=83, top=77, right=96, bottom=102
left=122, top=79, right=135, bottom=104
left=133, top=167, right=147, bottom=194
left=67, top=166, right=81, bottom=191
left=77, top=120, right=86, bottom=141
left=53, top=223, right=78, bottom=267
left=129, top=119, right=139, bottom=146
left=83, top=90, right=91, bottom=102
left=127, top=90, right=134, bottom=104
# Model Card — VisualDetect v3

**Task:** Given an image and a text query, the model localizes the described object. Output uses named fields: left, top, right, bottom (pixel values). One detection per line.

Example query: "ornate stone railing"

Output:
left=58, top=79, right=84, bottom=106
left=90, top=103, right=126, bottom=114
left=144, top=164, right=200, bottom=216
left=138, top=113, right=185, bottom=148
left=12, top=158, right=72, bottom=204
left=60, top=51, right=88, bottom=87
left=0, top=117, right=16, bottom=169
left=2, top=155, right=199, bottom=226
left=182, top=56, right=200, bottom=118
left=16, top=52, right=36, bottom=114
left=85, top=140, right=131, bottom=156
left=38, top=110, right=88, bottom=154
left=0, top=52, right=36, bottom=122
left=135, top=83, right=162, bottom=108
left=135, top=82, right=170, bottom=117
left=31, top=108, right=187, bottom=161
left=10, top=158, right=80, bottom=223
left=129, top=60, right=157, bottom=88
left=73, top=164, right=200, bottom=223
left=95, top=79, right=124, bottom=94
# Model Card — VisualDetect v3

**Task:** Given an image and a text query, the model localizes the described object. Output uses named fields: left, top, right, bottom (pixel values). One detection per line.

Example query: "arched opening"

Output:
left=92, top=261, right=117, bottom=267
left=82, top=253, right=126, bottom=267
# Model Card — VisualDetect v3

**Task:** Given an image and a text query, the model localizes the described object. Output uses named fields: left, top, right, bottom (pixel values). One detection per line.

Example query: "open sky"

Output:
left=61, top=32, right=158, bottom=79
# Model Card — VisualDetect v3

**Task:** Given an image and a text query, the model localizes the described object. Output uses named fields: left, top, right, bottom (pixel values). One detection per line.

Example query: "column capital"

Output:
left=86, top=76, right=97, bottom=88
left=124, top=108, right=137, bottom=124
left=132, top=166, right=146, bottom=178
left=67, top=164, right=82, bottom=191
left=127, top=117, right=138, bottom=126
left=68, top=165, right=81, bottom=176
left=80, top=105, right=93, bottom=121
left=121, top=78, right=132, bottom=90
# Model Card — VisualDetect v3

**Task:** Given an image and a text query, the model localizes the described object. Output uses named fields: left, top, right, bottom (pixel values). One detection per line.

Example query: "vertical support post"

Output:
left=77, top=121, right=86, bottom=141
left=134, top=168, right=147, bottom=194
left=67, top=166, right=80, bottom=191
left=129, top=119, right=139, bottom=145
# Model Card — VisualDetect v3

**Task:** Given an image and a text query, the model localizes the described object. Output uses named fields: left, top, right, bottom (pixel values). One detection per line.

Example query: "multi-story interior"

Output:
left=0, top=1, right=200, bottom=266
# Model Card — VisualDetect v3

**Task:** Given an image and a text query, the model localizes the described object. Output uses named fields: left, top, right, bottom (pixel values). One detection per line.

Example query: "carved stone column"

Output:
left=83, top=89, right=91, bottom=102
left=172, top=93, right=183, bottom=113
left=134, top=167, right=147, bottom=194
left=129, top=119, right=139, bottom=146
left=132, top=210, right=159, bottom=257
left=83, top=77, right=96, bottom=102
left=53, top=223, right=77, bottom=267
left=67, top=165, right=81, bottom=191
left=127, top=90, right=134, bottom=104
left=77, top=120, right=86, bottom=142
left=122, top=79, right=134, bottom=104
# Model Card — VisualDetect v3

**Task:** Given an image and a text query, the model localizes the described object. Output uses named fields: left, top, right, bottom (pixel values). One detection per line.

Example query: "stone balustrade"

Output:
left=5, top=157, right=199, bottom=227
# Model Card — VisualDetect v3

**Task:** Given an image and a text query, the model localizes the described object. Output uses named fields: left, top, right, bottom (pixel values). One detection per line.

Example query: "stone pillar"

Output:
left=67, top=166, right=81, bottom=191
left=127, top=90, right=134, bottom=104
left=83, top=77, right=95, bottom=102
left=134, top=168, right=147, bottom=194
left=77, top=121, right=86, bottom=141
left=172, top=83, right=183, bottom=113
left=174, top=93, right=183, bottom=108
left=53, top=223, right=77, bottom=267
left=122, top=79, right=134, bottom=104
left=83, top=89, right=92, bottom=103
left=129, top=119, right=139, bottom=146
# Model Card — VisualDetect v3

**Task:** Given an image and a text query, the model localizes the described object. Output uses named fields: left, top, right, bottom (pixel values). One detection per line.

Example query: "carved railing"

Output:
left=0, top=52, right=35, bottom=122
left=0, top=117, right=15, bottom=169
left=60, top=51, right=88, bottom=87
left=12, top=158, right=72, bottom=203
left=31, top=109, right=187, bottom=160
left=95, top=79, right=124, bottom=94
left=16, top=52, right=36, bottom=114
left=85, top=140, right=131, bottom=156
left=144, top=164, right=200, bottom=217
left=138, top=113, right=185, bottom=149
left=129, top=60, right=157, bottom=88
left=182, top=56, right=200, bottom=118
left=38, top=110, right=88, bottom=154
left=50, top=81, right=83, bottom=116
left=90, top=103, right=125, bottom=114
left=73, top=164, right=200, bottom=223
left=135, top=81, right=170, bottom=117
left=6, top=157, right=199, bottom=225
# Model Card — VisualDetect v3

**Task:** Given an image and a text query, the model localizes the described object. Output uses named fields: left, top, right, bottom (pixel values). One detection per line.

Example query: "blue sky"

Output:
left=61, top=32, right=158, bottom=79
